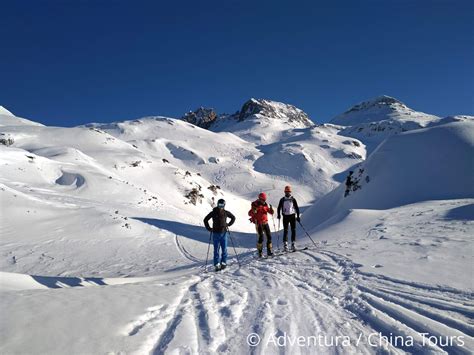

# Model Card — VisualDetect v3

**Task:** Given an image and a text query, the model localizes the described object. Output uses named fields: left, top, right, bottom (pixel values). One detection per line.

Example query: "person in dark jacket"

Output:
left=277, top=185, right=300, bottom=252
left=203, top=199, right=236, bottom=271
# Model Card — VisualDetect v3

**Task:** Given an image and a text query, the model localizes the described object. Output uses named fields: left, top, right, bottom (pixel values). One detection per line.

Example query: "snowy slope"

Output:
left=2, top=199, right=473, bottom=354
left=0, top=106, right=364, bottom=278
left=87, top=115, right=364, bottom=203
left=303, top=120, right=474, bottom=229
left=0, top=106, right=44, bottom=127
left=0, top=106, right=14, bottom=116
left=1, top=103, right=473, bottom=355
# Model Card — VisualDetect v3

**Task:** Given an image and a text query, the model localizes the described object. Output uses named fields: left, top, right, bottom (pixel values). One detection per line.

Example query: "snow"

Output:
left=0, top=106, right=14, bottom=116
left=1, top=98, right=473, bottom=354
left=330, top=95, right=440, bottom=127
left=330, top=96, right=442, bottom=153
left=0, top=107, right=44, bottom=127
left=304, top=121, right=474, bottom=227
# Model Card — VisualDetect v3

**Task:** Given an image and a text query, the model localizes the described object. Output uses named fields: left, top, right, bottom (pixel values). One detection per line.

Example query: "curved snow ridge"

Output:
left=55, top=171, right=86, bottom=188
left=0, top=271, right=159, bottom=291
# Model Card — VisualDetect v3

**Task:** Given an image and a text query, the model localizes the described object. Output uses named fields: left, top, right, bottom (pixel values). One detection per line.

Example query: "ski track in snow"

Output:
left=175, top=234, right=203, bottom=264
left=122, top=245, right=473, bottom=354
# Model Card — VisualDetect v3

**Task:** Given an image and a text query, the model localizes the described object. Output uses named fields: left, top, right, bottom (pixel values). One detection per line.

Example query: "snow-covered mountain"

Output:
left=1, top=100, right=473, bottom=354
left=181, top=98, right=313, bottom=144
left=235, top=98, right=313, bottom=126
left=331, top=96, right=442, bottom=153
left=85, top=115, right=363, bottom=203
left=0, top=104, right=364, bottom=277
left=331, top=95, right=439, bottom=126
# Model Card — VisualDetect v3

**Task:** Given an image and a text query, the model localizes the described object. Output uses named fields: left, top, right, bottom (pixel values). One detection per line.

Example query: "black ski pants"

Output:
left=283, top=214, right=296, bottom=243
left=257, top=223, right=272, bottom=251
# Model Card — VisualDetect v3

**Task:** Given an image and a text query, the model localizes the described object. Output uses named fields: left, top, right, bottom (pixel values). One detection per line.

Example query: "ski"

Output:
left=277, top=246, right=309, bottom=254
left=291, top=246, right=309, bottom=253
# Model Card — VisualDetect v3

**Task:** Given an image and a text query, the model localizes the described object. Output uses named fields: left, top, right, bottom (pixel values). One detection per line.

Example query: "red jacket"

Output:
left=248, top=200, right=274, bottom=225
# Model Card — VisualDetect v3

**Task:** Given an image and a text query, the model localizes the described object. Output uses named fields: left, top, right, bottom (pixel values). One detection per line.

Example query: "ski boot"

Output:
left=283, top=242, right=289, bottom=252
left=291, top=243, right=296, bottom=252
left=221, top=263, right=227, bottom=270
left=267, top=243, right=273, bottom=257
left=214, top=264, right=221, bottom=272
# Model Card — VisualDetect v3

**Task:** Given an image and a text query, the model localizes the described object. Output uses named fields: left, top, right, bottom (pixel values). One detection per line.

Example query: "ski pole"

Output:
left=277, top=218, right=281, bottom=250
left=227, top=228, right=242, bottom=268
left=205, top=231, right=212, bottom=272
left=271, top=210, right=278, bottom=249
left=298, top=221, right=318, bottom=248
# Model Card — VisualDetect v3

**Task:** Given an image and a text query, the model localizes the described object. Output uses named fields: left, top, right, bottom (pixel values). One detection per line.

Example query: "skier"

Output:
left=203, top=199, right=236, bottom=271
left=248, top=192, right=275, bottom=257
left=277, top=185, right=300, bottom=252
left=344, top=171, right=353, bottom=197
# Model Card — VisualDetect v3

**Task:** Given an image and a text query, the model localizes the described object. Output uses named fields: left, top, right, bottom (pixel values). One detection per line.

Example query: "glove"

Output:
left=206, top=227, right=212, bottom=232
left=277, top=214, right=281, bottom=219
left=296, top=216, right=300, bottom=223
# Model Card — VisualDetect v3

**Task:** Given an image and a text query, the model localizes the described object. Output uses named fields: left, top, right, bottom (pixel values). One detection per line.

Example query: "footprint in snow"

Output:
left=276, top=299, right=288, bottom=306
left=372, top=264, right=383, bottom=268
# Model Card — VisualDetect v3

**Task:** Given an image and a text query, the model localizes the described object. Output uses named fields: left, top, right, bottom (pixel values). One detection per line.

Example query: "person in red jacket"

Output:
left=248, top=192, right=274, bottom=257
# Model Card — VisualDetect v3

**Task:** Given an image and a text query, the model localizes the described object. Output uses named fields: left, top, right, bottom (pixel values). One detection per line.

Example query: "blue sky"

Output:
left=1, top=0, right=473, bottom=126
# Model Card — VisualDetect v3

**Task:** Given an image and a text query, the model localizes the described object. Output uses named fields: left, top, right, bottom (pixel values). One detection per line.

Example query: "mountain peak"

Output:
left=181, top=98, right=313, bottom=129
left=343, top=95, right=406, bottom=115
left=0, top=106, right=14, bottom=116
left=330, top=95, right=438, bottom=126
left=238, top=98, right=313, bottom=126
left=181, top=107, right=218, bottom=129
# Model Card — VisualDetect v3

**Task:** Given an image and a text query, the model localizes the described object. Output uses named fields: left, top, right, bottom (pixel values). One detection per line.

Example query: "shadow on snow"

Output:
left=31, top=275, right=106, bottom=289
left=133, top=217, right=259, bottom=250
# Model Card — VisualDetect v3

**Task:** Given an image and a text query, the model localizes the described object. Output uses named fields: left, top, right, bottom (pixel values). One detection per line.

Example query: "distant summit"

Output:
left=181, top=98, right=313, bottom=130
left=237, top=98, right=313, bottom=127
left=181, top=107, right=218, bottom=129
left=330, top=95, right=439, bottom=127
